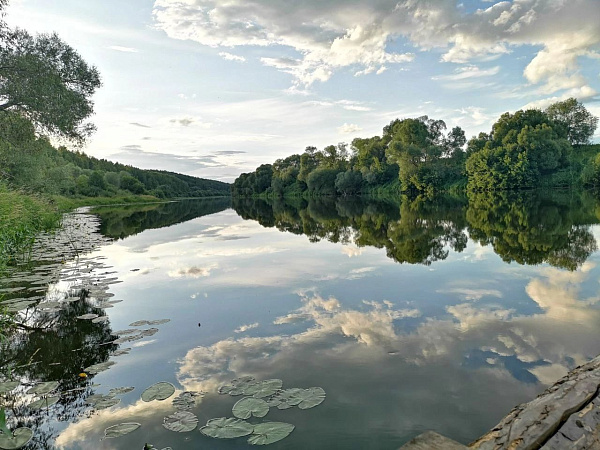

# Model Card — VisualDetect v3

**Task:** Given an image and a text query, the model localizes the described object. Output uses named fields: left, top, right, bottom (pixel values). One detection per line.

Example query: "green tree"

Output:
left=120, top=174, right=145, bottom=194
left=306, top=168, right=338, bottom=195
left=545, top=98, right=598, bottom=146
left=335, top=170, right=363, bottom=195
left=466, top=108, right=572, bottom=191
left=0, top=27, right=102, bottom=142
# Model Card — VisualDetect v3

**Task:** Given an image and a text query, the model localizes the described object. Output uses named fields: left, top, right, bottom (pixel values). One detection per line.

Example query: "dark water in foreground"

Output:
left=2, top=191, right=600, bottom=449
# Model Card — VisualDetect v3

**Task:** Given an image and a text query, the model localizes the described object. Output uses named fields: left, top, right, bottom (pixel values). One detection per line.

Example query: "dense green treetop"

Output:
left=0, top=27, right=102, bottom=142
left=545, top=98, right=599, bottom=146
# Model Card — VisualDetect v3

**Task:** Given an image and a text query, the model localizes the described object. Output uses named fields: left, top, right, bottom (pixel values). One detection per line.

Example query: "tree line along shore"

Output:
left=232, top=98, right=599, bottom=198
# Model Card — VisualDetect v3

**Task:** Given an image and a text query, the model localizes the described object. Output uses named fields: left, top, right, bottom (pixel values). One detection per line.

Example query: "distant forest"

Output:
left=0, top=112, right=230, bottom=199
left=232, top=98, right=599, bottom=197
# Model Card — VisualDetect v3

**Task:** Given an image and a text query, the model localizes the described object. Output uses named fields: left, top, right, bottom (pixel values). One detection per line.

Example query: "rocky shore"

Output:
left=401, top=356, right=600, bottom=449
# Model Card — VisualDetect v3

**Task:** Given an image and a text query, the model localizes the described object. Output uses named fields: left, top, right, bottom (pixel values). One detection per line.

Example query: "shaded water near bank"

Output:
left=1, top=192, right=600, bottom=449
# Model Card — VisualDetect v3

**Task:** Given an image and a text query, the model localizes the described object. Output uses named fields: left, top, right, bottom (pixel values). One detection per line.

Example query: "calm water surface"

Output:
left=2, top=192, right=600, bottom=449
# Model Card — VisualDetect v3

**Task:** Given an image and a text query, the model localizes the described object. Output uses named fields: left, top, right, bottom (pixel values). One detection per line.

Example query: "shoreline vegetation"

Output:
left=231, top=98, right=599, bottom=199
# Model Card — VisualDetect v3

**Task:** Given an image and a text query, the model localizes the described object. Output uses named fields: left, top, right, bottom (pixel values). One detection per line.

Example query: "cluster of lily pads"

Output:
left=198, top=376, right=326, bottom=445
left=98, top=376, right=325, bottom=447
left=0, top=213, right=118, bottom=316
left=100, top=381, right=203, bottom=443
left=0, top=380, right=64, bottom=448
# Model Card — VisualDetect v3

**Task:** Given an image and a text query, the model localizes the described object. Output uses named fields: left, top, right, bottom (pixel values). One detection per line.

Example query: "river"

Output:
left=1, top=191, right=600, bottom=449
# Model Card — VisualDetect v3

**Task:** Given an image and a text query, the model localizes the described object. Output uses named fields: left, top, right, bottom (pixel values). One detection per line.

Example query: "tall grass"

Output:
left=0, top=184, right=61, bottom=272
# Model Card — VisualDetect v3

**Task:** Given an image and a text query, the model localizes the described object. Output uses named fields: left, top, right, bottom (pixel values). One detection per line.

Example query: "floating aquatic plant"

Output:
left=141, top=382, right=175, bottom=402
left=243, top=379, right=283, bottom=398
left=28, top=396, right=59, bottom=410
left=0, top=382, right=18, bottom=395
left=199, top=417, right=254, bottom=439
left=247, top=422, right=295, bottom=445
left=102, top=423, right=141, bottom=439
left=295, top=387, right=326, bottom=410
left=163, top=411, right=198, bottom=432
left=0, top=427, right=33, bottom=449
left=172, top=391, right=202, bottom=410
left=232, top=397, right=269, bottom=419
left=84, top=361, right=115, bottom=375
left=218, top=376, right=256, bottom=396
left=76, top=313, right=98, bottom=320
left=266, top=388, right=304, bottom=409
left=26, top=381, right=58, bottom=396
left=108, top=387, right=134, bottom=395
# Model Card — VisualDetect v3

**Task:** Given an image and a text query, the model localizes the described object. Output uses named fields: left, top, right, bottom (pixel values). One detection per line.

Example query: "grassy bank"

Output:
left=0, top=185, right=62, bottom=272
left=0, top=187, right=168, bottom=272
left=51, top=193, right=161, bottom=212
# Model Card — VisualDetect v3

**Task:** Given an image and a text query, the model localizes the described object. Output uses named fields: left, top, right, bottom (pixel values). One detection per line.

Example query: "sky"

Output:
left=6, top=0, right=600, bottom=182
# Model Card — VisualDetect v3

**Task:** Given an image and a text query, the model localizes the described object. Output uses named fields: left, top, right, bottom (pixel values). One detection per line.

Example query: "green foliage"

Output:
left=581, top=152, right=600, bottom=188
left=466, top=108, right=574, bottom=191
left=335, top=170, right=363, bottom=195
left=233, top=101, right=598, bottom=197
left=0, top=184, right=61, bottom=271
left=0, top=112, right=230, bottom=199
left=306, top=168, right=339, bottom=195
left=546, top=98, right=598, bottom=146
left=0, top=29, right=101, bottom=143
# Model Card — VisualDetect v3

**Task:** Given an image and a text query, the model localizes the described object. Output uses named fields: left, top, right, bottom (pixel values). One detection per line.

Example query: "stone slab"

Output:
left=400, top=431, right=468, bottom=450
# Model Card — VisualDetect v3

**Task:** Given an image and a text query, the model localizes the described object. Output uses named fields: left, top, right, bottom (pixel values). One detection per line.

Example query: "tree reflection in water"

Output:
left=233, top=190, right=599, bottom=270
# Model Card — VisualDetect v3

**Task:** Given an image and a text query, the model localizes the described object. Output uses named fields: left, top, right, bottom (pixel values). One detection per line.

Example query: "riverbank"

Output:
left=0, top=187, right=172, bottom=273
left=0, top=187, right=61, bottom=273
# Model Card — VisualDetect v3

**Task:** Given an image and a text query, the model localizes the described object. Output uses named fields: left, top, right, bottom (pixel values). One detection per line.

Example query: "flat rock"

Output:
left=400, top=431, right=467, bottom=450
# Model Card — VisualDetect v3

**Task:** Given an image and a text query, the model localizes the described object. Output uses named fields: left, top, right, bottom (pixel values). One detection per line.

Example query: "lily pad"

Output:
left=112, top=329, right=137, bottom=336
left=94, top=397, right=121, bottom=410
left=0, top=427, right=33, bottom=449
left=0, top=382, right=19, bottom=394
left=163, top=411, right=198, bottom=432
left=112, top=348, right=131, bottom=357
left=96, top=302, right=114, bottom=309
left=129, top=320, right=149, bottom=326
left=248, top=422, right=295, bottom=445
left=200, top=417, right=254, bottom=439
left=296, top=387, right=326, bottom=409
left=223, top=376, right=257, bottom=396
left=28, top=396, right=59, bottom=410
left=86, top=394, right=114, bottom=405
left=6, top=301, right=36, bottom=312
left=38, top=301, right=63, bottom=309
left=108, top=387, right=134, bottom=395
left=269, top=388, right=304, bottom=409
left=232, top=397, right=269, bottom=419
left=147, top=319, right=170, bottom=325
left=26, top=381, right=58, bottom=395
left=172, top=391, right=201, bottom=410
left=84, top=361, right=115, bottom=374
left=139, top=328, right=159, bottom=337
left=91, top=316, right=109, bottom=324
left=244, top=379, right=283, bottom=398
left=76, top=313, right=98, bottom=320
left=141, top=382, right=175, bottom=402
left=103, top=422, right=141, bottom=439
